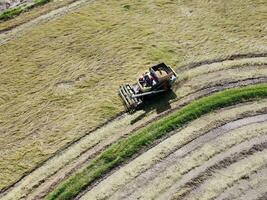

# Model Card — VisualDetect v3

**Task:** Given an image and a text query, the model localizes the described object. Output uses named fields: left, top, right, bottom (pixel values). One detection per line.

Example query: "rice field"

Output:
left=80, top=106, right=267, bottom=200
left=0, top=0, right=267, bottom=199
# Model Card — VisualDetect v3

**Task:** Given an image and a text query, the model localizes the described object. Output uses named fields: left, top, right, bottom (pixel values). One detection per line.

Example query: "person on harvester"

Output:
left=139, top=72, right=156, bottom=87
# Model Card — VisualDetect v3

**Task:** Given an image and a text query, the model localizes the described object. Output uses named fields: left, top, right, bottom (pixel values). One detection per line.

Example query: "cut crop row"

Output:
left=46, top=84, right=267, bottom=200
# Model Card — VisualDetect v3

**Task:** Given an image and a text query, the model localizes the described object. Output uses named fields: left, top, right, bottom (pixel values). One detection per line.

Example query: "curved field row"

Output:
left=182, top=149, right=267, bottom=200
left=80, top=114, right=267, bottom=200
left=26, top=58, right=267, bottom=200
left=141, top=142, right=267, bottom=200
left=109, top=119, right=267, bottom=200
left=2, top=59, right=265, bottom=200
left=216, top=166, right=267, bottom=200
left=46, top=83, right=267, bottom=200
left=235, top=178, right=267, bottom=200
left=1, top=0, right=267, bottom=195
left=1, top=56, right=267, bottom=200
left=173, top=64, right=267, bottom=101
left=158, top=135, right=267, bottom=200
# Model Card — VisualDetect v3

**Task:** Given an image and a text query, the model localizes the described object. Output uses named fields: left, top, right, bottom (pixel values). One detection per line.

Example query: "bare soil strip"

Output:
left=2, top=57, right=266, bottom=199
left=184, top=149, right=267, bottom=200
left=109, top=116, right=267, bottom=200
left=216, top=167, right=267, bottom=200
left=79, top=112, right=267, bottom=200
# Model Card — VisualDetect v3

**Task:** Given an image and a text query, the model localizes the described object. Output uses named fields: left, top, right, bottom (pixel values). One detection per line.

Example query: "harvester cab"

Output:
left=119, top=63, right=178, bottom=112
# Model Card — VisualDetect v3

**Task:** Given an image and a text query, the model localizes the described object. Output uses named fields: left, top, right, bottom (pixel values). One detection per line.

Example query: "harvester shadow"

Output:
left=130, top=90, right=177, bottom=124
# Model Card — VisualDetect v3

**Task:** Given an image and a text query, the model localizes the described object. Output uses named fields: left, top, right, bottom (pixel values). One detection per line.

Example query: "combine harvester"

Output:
left=119, top=63, right=178, bottom=111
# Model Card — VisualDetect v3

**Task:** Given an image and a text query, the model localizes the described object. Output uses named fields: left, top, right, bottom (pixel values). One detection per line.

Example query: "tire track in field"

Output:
left=183, top=149, right=267, bottom=200
left=235, top=171, right=267, bottom=200
left=108, top=115, right=267, bottom=200
left=0, top=0, right=266, bottom=195
left=254, top=191, right=267, bottom=200
left=177, top=52, right=267, bottom=72
left=107, top=123, right=267, bottom=200
left=173, top=64, right=267, bottom=98
left=235, top=181, right=267, bottom=200
left=216, top=167, right=267, bottom=200
left=79, top=115, right=267, bottom=200
left=146, top=140, right=267, bottom=200
left=178, top=57, right=267, bottom=78
left=161, top=140, right=267, bottom=200
left=2, top=57, right=267, bottom=200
